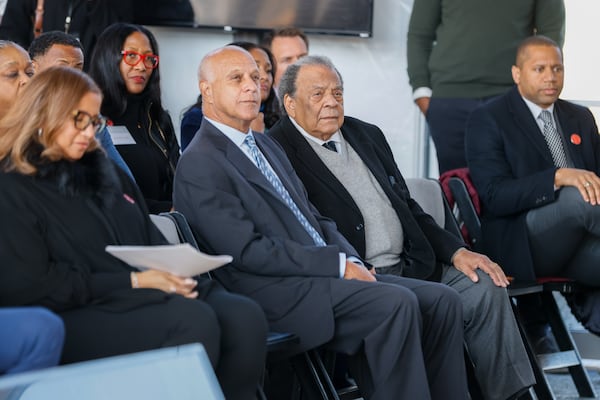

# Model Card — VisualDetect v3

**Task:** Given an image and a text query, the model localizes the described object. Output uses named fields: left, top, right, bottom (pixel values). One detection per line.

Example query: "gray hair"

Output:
left=278, top=55, right=344, bottom=115
left=0, top=40, right=21, bottom=51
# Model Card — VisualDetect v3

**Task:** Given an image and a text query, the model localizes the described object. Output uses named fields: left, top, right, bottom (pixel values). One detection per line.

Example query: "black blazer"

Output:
left=466, top=86, right=600, bottom=280
left=269, top=116, right=465, bottom=281
left=173, top=119, right=360, bottom=351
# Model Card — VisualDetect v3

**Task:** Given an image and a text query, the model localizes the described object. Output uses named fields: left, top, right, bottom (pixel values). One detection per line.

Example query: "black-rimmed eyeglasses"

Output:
left=73, top=110, right=107, bottom=134
left=121, top=50, right=159, bottom=69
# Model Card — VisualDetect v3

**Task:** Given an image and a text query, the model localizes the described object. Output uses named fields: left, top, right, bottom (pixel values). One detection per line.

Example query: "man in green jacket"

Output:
left=407, top=0, right=565, bottom=175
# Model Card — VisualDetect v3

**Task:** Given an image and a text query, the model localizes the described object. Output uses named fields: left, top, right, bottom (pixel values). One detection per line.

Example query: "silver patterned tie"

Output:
left=243, top=134, right=326, bottom=247
left=539, top=110, right=568, bottom=168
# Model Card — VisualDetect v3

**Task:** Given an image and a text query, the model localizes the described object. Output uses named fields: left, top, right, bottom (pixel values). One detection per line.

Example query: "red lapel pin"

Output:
left=570, top=133, right=581, bottom=145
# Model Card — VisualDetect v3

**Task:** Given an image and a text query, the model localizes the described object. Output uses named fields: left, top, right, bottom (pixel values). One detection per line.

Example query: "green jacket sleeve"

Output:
left=406, top=0, right=441, bottom=91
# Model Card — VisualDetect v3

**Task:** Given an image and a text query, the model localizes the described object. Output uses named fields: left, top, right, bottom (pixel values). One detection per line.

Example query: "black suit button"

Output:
left=355, top=223, right=364, bottom=231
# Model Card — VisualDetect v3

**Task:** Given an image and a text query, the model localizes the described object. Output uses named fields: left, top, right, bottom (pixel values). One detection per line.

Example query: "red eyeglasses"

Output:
left=120, top=50, right=160, bottom=69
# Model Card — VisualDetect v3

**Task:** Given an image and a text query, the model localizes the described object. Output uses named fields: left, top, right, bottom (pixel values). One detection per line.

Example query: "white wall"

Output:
left=149, top=0, right=423, bottom=177
left=562, top=0, right=600, bottom=122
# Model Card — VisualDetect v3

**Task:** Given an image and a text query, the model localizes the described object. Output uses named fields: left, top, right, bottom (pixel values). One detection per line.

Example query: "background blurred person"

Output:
left=89, top=23, right=180, bottom=213
left=0, top=40, right=33, bottom=119
left=261, top=27, right=309, bottom=89
left=0, top=0, right=134, bottom=67
left=29, top=30, right=84, bottom=71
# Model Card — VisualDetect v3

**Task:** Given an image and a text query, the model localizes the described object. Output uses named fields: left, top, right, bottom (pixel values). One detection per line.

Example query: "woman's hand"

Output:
left=132, top=270, right=198, bottom=298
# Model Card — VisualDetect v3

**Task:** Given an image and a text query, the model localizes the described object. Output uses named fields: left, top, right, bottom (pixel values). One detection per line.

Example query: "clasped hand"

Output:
left=343, top=260, right=376, bottom=282
left=133, top=270, right=199, bottom=298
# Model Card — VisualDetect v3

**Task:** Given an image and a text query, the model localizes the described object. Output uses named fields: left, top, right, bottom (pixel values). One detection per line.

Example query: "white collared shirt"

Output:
left=521, top=96, right=556, bottom=133
left=289, top=116, right=343, bottom=155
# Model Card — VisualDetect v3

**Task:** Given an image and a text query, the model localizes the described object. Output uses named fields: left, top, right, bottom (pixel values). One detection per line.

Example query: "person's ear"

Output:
left=511, top=65, right=520, bottom=85
left=200, top=81, right=212, bottom=103
left=284, top=94, right=296, bottom=117
left=31, top=59, right=40, bottom=74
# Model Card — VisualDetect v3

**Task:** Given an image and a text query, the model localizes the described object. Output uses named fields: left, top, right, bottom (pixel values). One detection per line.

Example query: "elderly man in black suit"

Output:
left=174, top=45, right=469, bottom=400
left=466, top=36, right=600, bottom=285
left=268, top=54, right=535, bottom=400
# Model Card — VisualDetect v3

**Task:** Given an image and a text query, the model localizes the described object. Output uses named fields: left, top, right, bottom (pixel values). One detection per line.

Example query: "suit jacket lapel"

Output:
left=282, top=119, right=361, bottom=213
left=342, top=126, right=394, bottom=198
left=255, top=133, right=328, bottom=234
left=556, top=100, right=585, bottom=168
left=342, top=123, right=436, bottom=279
left=201, top=123, right=289, bottom=207
left=508, top=87, right=555, bottom=166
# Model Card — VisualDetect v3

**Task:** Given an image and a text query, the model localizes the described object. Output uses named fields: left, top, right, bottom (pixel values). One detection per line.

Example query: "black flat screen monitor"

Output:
left=135, top=0, right=374, bottom=37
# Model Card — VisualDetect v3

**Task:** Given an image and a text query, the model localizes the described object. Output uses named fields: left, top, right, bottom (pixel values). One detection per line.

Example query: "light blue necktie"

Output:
left=243, top=134, right=326, bottom=247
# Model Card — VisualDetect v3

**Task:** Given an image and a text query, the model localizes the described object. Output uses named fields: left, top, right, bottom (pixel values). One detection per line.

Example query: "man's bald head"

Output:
left=198, top=46, right=261, bottom=132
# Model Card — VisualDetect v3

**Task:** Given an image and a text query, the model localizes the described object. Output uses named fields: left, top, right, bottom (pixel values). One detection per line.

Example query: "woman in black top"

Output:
left=89, top=23, right=180, bottom=213
left=0, top=66, right=267, bottom=400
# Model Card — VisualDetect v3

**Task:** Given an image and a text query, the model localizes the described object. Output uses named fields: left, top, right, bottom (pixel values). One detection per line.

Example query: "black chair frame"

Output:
left=446, top=176, right=597, bottom=399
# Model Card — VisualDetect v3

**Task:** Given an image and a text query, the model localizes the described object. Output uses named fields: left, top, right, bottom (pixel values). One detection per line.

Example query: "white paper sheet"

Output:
left=106, top=244, right=232, bottom=277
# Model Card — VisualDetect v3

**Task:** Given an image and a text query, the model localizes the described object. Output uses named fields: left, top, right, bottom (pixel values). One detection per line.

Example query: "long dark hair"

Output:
left=89, top=23, right=165, bottom=124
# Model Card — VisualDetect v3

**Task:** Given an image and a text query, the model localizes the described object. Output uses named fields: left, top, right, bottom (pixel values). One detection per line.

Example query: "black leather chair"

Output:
left=446, top=175, right=597, bottom=399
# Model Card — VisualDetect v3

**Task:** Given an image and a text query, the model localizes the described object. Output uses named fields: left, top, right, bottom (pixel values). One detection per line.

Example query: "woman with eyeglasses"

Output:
left=89, top=23, right=180, bottom=214
left=0, top=66, right=268, bottom=399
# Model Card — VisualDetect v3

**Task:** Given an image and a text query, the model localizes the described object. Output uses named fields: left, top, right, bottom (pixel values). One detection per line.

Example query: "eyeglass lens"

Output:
left=122, top=51, right=159, bottom=68
left=73, top=111, right=106, bottom=133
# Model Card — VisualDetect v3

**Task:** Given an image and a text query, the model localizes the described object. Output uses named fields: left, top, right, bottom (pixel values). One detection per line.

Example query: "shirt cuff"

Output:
left=413, top=87, right=432, bottom=101
left=339, top=253, right=346, bottom=278
left=339, top=254, right=365, bottom=278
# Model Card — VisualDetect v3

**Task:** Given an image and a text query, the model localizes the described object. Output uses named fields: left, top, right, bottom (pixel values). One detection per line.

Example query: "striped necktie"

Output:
left=539, top=110, right=568, bottom=168
left=244, top=134, right=326, bottom=246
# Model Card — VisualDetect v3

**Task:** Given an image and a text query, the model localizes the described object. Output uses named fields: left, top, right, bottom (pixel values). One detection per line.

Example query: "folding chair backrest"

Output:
left=149, top=214, right=181, bottom=245
left=405, top=178, right=462, bottom=239
left=447, top=177, right=483, bottom=251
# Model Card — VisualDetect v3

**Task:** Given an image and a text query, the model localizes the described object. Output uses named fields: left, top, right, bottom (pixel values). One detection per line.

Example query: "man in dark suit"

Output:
left=174, top=45, right=469, bottom=400
left=269, top=55, right=534, bottom=400
left=466, top=35, right=600, bottom=285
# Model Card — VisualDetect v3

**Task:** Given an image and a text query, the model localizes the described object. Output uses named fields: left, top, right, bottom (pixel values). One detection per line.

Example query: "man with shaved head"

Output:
left=174, top=45, right=469, bottom=400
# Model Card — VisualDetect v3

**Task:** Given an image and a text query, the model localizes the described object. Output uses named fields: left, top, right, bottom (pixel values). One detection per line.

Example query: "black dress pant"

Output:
left=327, top=274, right=468, bottom=400
left=59, top=284, right=267, bottom=400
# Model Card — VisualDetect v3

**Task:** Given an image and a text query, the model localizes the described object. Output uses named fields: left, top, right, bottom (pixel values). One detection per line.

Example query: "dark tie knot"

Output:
left=322, top=141, right=338, bottom=152
left=539, top=110, right=553, bottom=125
